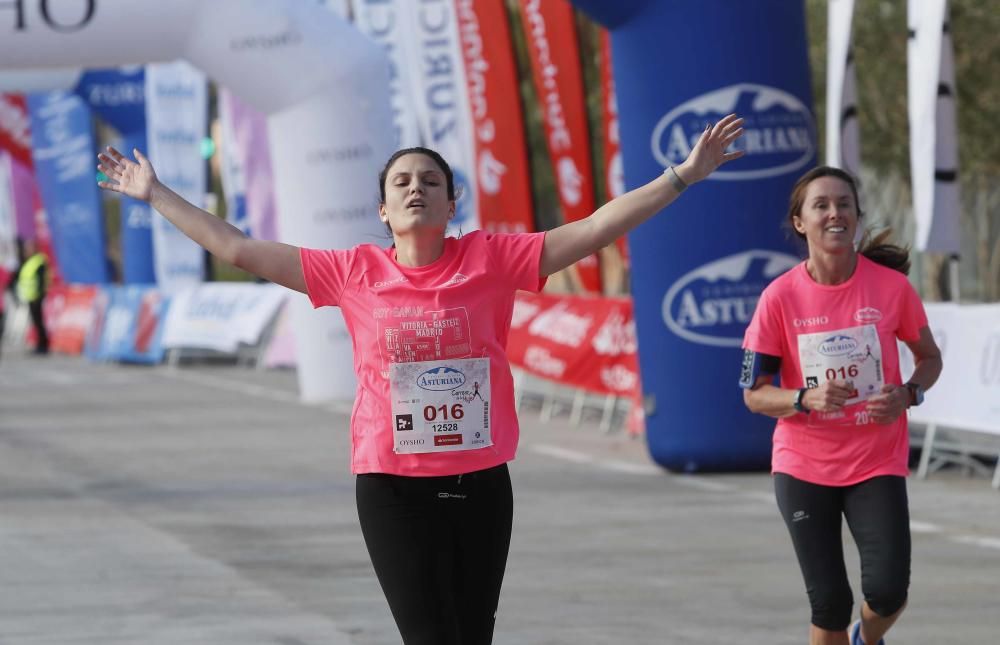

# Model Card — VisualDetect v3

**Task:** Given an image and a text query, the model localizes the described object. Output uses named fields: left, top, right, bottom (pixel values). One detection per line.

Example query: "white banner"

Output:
left=145, top=61, right=208, bottom=292
left=351, top=0, right=423, bottom=150
left=217, top=90, right=250, bottom=236
left=907, top=0, right=961, bottom=254
left=899, top=303, right=1000, bottom=436
left=398, top=0, right=478, bottom=234
left=826, top=0, right=861, bottom=177
left=161, top=283, right=287, bottom=353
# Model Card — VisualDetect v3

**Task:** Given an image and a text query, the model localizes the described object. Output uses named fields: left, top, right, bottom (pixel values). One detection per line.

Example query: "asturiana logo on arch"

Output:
left=662, top=250, right=799, bottom=347
left=651, top=83, right=816, bottom=181
left=417, top=366, right=467, bottom=391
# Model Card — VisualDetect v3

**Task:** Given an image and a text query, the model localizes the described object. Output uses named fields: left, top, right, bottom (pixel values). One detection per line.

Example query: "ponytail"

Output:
left=858, top=228, right=910, bottom=275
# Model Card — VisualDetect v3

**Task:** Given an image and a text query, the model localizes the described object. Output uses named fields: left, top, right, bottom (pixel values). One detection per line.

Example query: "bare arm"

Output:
left=865, top=325, right=943, bottom=422
left=539, top=114, right=744, bottom=277
left=744, top=374, right=856, bottom=419
left=98, top=147, right=306, bottom=294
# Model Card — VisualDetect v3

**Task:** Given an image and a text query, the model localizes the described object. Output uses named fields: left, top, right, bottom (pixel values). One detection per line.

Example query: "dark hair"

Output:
left=786, top=166, right=910, bottom=275
left=378, top=147, right=455, bottom=203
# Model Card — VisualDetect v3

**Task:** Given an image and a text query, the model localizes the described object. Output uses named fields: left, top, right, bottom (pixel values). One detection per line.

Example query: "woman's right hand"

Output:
left=97, top=146, right=158, bottom=203
left=801, top=380, right=855, bottom=413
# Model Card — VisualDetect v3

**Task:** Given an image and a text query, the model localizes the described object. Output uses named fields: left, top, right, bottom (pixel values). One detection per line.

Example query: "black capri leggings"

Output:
left=774, top=473, right=910, bottom=631
left=356, top=463, right=513, bottom=645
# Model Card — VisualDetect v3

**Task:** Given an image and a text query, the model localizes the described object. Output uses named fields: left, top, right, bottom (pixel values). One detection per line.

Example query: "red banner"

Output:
left=0, top=94, right=32, bottom=167
left=45, top=284, right=99, bottom=355
left=599, top=29, right=628, bottom=264
left=518, top=0, right=601, bottom=292
left=508, top=290, right=640, bottom=394
left=455, top=0, right=535, bottom=234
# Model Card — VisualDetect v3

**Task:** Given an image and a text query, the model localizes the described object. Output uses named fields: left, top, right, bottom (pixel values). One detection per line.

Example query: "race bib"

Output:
left=797, top=324, right=884, bottom=426
left=390, top=357, right=491, bottom=454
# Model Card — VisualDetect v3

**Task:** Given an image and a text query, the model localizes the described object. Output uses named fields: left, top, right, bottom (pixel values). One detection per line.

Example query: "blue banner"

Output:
left=76, top=67, right=155, bottom=284
left=27, top=91, right=110, bottom=284
left=86, top=284, right=167, bottom=363
left=573, top=0, right=815, bottom=471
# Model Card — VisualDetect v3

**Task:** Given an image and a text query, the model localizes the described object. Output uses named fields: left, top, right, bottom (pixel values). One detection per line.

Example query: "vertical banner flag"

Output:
left=399, top=0, right=479, bottom=234
left=76, top=67, right=155, bottom=284
left=573, top=0, right=814, bottom=472
left=218, top=89, right=278, bottom=242
left=27, top=90, right=110, bottom=284
left=217, top=89, right=251, bottom=237
left=0, top=153, right=16, bottom=269
left=826, top=0, right=861, bottom=178
left=352, top=0, right=423, bottom=150
left=908, top=0, right=961, bottom=254
left=145, top=61, right=208, bottom=291
left=518, top=0, right=601, bottom=292
left=599, top=27, right=627, bottom=262
left=0, top=93, right=38, bottom=240
left=455, top=0, right=535, bottom=234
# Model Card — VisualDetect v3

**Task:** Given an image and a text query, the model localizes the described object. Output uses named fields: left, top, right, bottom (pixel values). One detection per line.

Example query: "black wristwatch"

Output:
left=905, top=382, right=924, bottom=407
left=793, top=388, right=810, bottom=413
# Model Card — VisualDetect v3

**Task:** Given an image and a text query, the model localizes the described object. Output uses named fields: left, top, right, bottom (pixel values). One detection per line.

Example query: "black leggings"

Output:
left=356, top=463, right=513, bottom=645
left=774, top=473, right=910, bottom=631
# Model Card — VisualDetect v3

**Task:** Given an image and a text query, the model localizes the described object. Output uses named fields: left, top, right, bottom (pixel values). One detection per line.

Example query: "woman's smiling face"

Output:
left=792, top=175, right=859, bottom=255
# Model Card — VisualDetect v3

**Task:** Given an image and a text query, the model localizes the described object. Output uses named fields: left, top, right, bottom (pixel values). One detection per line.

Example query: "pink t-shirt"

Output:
left=742, top=255, right=927, bottom=486
left=301, top=230, right=547, bottom=476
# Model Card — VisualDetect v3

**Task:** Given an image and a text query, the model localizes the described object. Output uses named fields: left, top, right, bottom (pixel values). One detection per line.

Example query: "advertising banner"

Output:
left=908, top=0, right=961, bottom=254
left=826, top=0, right=861, bottom=176
left=352, top=0, right=423, bottom=150
left=573, top=0, right=814, bottom=471
left=398, top=0, right=479, bottom=234
left=455, top=0, right=535, bottom=234
left=161, top=283, right=286, bottom=353
left=145, top=60, right=207, bottom=291
left=46, top=283, right=99, bottom=355
left=519, top=0, right=601, bottom=292
left=27, top=90, right=110, bottom=284
left=599, top=28, right=627, bottom=262
left=77, top=67, right=155, bottom=283
left=507, top=291, right=640, bottom=399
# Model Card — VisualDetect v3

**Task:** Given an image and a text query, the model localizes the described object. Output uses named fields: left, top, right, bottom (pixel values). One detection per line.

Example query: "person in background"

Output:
left=97, top=114, right=744, bottom=645
left=740, top=166, right=943, bottom=645
left=16, top=238, right=50, bottom=355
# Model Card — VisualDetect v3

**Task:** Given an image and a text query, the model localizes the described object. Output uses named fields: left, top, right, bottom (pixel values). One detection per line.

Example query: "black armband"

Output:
left=738, top=349, right=781, bottom=389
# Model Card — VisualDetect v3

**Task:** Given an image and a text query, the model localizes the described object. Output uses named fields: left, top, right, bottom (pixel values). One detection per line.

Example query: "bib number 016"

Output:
left=825, top=364, right=859, bottom=380
left=423, top=403, right=465, bottom=422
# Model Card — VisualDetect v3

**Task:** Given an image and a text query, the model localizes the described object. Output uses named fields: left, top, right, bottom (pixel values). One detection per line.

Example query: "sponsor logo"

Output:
left=86, top=81, right=144, bottom=107
left=522, top=0, right=572, bottom=152
left=231, top=28, right=303, bottom=52
left=452, top=167, right=474, bottom=227
left=651, top=83, right=815, bottom=181
left=854, top=307, right=883, bottom=323
left=528, top=302, right=593, bottom=348
left=395, top=414, right=414, bottom=431
left=0, top=97, right=32, bottom=150
left=524, top=345, right=566, bottom=378
left=794, top=316, right=829, bottom=328
left=306, top=142, right=373, bottom=166
left=417, top=366, right=466, bottom=391
left=373, top=276, right=408, bottom=289
left=399, top=438, right=425, bottom=447
left=434, top=434, right=463, bottom=446
left=441, top=273, right=469, bottom=287
left=662, top=250, right=798, bottom=347
left=478, top=150, right=506, bottom=195
left=818, top=335, right=859, bottom=357
left=792, top=510, right=809, bottom=522
left=3, top=0, right=96, bottom=32
left=600, top=365, right=638, bottom=392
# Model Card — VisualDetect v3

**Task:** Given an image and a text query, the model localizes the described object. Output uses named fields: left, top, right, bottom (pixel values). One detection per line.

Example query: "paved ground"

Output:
left=0, top=352, right=997, bottom=644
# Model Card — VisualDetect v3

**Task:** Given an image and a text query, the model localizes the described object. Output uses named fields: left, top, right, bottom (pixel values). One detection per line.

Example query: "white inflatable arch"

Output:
left=0, top=0, right=396, bottom=401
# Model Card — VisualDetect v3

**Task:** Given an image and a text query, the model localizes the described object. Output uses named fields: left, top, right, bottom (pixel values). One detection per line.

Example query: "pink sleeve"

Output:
left=486, top=232, right=548, bottom=293
left=896, top=280, right=928, bottom=342
left=742, top=287, right=784, bottom=356
left=299, top=247, right=357, bottom=308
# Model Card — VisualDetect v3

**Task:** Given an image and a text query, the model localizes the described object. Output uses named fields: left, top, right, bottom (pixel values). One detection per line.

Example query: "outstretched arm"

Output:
left=539, top=114, right=744, bottom=277
left=97, top=147, right=306, bottom=294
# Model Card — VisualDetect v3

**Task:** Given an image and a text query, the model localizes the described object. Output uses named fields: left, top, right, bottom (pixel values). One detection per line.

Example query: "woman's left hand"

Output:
left=865, top=383, right=910, bottom=424
left=674, top=113, right=745, bottom=184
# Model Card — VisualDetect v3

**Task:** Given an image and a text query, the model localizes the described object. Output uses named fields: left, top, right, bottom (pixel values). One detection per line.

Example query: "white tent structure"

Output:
left=0, top=0, right=396, bottom=401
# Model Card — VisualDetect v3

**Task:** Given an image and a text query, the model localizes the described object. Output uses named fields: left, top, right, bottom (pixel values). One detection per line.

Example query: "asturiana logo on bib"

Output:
left=651, top=83, right=816, bottom=181
left=818, top=335, right=859, bottom=357
left=662, top=250, right=798, bottom=347
left=417, top=366, right=467, bottom=391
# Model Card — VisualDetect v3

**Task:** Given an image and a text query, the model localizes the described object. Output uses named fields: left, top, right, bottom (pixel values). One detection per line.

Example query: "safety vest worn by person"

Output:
left=17, top=253, right=48, bottom=303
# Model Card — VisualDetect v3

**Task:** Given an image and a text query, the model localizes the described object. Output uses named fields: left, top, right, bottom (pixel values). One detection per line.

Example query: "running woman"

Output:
left=97, top=114, right=743, bottom=644
left=740, top=166, right=943, bottom=645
